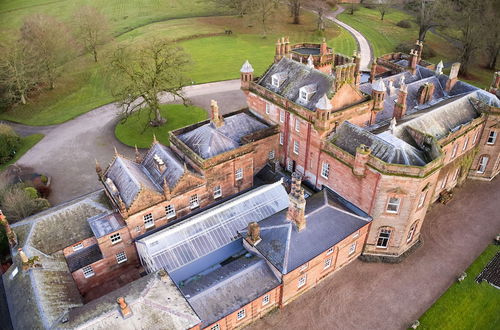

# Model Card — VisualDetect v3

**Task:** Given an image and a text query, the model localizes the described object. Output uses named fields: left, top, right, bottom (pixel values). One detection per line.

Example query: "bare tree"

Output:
left=482, top=0, right=500, bottom=70
left=108, top=39, right=190, bottom=127
left=407, top=0, right=444, bottom=42
left=288, top=0, right=302, bottom=24
left=0, top=185, right=50, bottom=221
left=249, top=0, right=279, bottom=38
left=73, top=6, right=111, bottom=63
left=0, top=41, right=40, bottom=105
left=308, top=0, right=328, bottom=31
left=20, top=14, right=74, bottom=89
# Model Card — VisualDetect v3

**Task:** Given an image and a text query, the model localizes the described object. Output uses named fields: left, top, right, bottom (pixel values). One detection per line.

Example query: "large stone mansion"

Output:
left=2, top=38, right=500, bottom=329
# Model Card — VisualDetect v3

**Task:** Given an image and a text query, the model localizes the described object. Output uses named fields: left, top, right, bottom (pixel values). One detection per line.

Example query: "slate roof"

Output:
left=2, top=190, right=112, bottom=330
left=257, top=57, right=334, bottom=111
left=105, top=143, right=191, bottom=207
left=136, top=181, right=289, bottom=274
left=177, top=112, right=269, bottom=159
left=243, top=188, right=371, bottom=274
left=475, top=252, right=500, bottom=289
left=184, top=254, right=280, bottom=327
left=66, top=244, right=103, bottom=273
left=62, top=271, right=201, bottom=329
left=87, top=212, right=125, bottom=238
left=332, top=121, right=429, bottom=166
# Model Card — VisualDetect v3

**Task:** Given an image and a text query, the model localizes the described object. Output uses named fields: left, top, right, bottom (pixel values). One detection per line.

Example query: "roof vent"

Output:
left=153, top=154, right=166, bottom=172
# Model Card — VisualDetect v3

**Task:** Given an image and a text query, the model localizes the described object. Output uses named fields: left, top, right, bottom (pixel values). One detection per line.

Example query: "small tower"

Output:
left=370, top=79, right=386, bottom=125
left=353, top=145, right=371, bottom=177
left=315, top=94, right=333, bottom=131
left=240, top=60, right=254, bottom=91
left=286, top=172, right=306, bottom=231
left=435, top=60, right=444, bottom=75
left=393, top=83, right=408, bottom=120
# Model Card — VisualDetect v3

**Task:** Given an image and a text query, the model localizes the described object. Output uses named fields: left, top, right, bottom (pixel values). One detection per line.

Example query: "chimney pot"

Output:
left=18, top=248, right=29, bottom=264
left=210, top=100, right=224, bottom=128
left=245, top=222, right=261, bottom=246
left=117, top=297, right=133, bottom=319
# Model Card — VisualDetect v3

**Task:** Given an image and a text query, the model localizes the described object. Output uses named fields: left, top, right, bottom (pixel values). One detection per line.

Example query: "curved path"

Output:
left=2, top=79, right=245, bottom=205
left=325, top=6, right=373, bottom=71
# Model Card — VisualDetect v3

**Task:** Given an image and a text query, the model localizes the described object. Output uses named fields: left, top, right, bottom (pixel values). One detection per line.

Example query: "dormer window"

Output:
left=271, top=72, right=287, bottom=88
left=299, top=84, right=317, bottom=102
left=153, top=154, right=166, bottom=172
left=105, top=178, right=118, bottom=194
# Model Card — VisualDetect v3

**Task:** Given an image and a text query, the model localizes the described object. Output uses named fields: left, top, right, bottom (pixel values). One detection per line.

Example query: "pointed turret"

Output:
left=307, top=55, right=314, bottom=68
left=95, top=159, right=104, bottom=181
left=135, top=145, right=143, bottom=163
left=240, top=60, right=254, bottom=90
left=435, top=60, right=443, bottom=75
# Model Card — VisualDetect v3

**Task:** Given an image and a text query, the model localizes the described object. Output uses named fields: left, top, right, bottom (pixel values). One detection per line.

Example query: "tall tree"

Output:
left=375, top=0, right=393, bottom=21
left=211, top=0, right=250, bottom=17
left=108, top=39, right=190, bottom=127
left=288, top=0, right=301, bottom=24
left=308, top=0, right=329, bottom=31
left=0, top=41, right=40, bottom=105
left=408, top=0, right=443, bottom=42
left=482, top=0, right=500, bottom=70
left=249, top=0, right=279, bottom=38
left=73, top=6, right=111, bottom=63
left=20, top=14, right=74, bottom=89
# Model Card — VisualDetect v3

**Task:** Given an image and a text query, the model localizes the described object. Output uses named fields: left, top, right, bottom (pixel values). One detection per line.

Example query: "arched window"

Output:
left=376, top=227, right=393, bottom=248
left=407, top=221, right=419, bottom=243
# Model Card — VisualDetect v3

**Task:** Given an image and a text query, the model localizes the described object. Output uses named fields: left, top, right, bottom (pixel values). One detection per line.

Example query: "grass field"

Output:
left=115, top=104, right=207, bottom=148
left=337, top=6, right=496, bottom=89
left=417, top=244, right=500, bottom=330
left=0, top=134, right=44, bottom=171
left=0, top=1, right=355, bottom=126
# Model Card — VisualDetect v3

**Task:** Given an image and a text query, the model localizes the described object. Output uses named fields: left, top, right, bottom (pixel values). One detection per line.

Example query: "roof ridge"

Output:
left=282, top=223, right=292, bottom=274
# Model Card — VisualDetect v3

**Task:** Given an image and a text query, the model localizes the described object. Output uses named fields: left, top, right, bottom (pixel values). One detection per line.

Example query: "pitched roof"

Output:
left=333, top=121, right=429, bottom=166
left=62, top=271, right=201, bottom=329
left=177, top=112, right=269, bottom=159
left=66, top=244, right=103, bottom=273
left=142, top=142, right=186, bottom=189
left=257, top=57, right=334, bottom=111
left=184, top=254, right=280, bottom=327
left=2, top=190, right=111, bottom=330
left=87, top=212, right=126, bottom=238
left=136, top=181, right=289, bottom=274
left=243, top=189, right=371, bottom=274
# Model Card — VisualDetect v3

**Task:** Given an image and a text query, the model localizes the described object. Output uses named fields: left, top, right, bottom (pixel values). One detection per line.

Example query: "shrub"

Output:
left=394, top=43, right=436, bottom=60
left=397, top=20, right=412, bottom=28
left=24, top=187, right=39, bottom=199
left=40, top=175, right=48, bottom=184
left=0, top=124, right=21, bottom=164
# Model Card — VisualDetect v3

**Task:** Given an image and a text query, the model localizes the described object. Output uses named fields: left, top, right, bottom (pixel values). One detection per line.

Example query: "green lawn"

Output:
left=417, top=244, right=500, bottom=330
left=0, top=2, right=355, bottom=126
left=0, top=134, right=44, bottom=171
left=337, top=6, right=495, bottom=89
left=115, top=104, right=207, bottom=148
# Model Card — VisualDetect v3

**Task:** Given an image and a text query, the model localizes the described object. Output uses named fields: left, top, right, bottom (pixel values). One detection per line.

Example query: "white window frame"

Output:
left=279, top=132, right=284, bottom=145
left=451, top=143, right=458, bottom=158
left=110, top=233, right=121, bottom=244
left=293, top=141, right=299, bottom=155
left=235, top=168, right=243, bottom=181
left=477, top=156, right=489, bottom=173
left=287, top=159, right=293, bottom=172
left=262, top=294, right=270, bottom=306
left=462, top=136, right=469, bottom=151
left=487, top=131, right=497, bottom=145
left=210, top=324, right=220, bottom=330
left=407, top=223, right=417, bottom=243
left=321, top=162, right=330, bottom=179
left=280, top=110, right=285, bottom=123
left=82, top=265, right=95, bottom=278
left=376, top=229, right=391, bottom=248
left=324, top=257, right=332, bottom=269
left=237, top=308, right=246, bottom=320
left=165, top=204, right=176, bottom=219
left=213, top=185, right=222, bottom=199
left=272, top=76, right=280, bottom=87
left=189, top=194, right=199, bottom=209
left=116, top=251, right=127, bottom=264
left=386, top=197, right=400, bottom=213
left=453, top=167, right=460, bottom=181
left=143, top=213, right=154, bottom=229
left=295, top=118, right=300, bottom=132
left=298, top=274, right=307, bottom=288
left=72, top=243, right=84, bottom=252
left=348, top=242, right=357, bottom=255
left=472, top=130, right=480, bottom=144
left=265, top=102, right=271, bottom=115
left=352, top=231, right=359, bottom=239
left=440, top=175, right=448, bottom=189
left=268, top=150, right=275, bottom=160
left=326, top=247, right=334, bottom=256
left=417, top=191, right=427, bottom=209
left=300, top=263, right=309, bottom=272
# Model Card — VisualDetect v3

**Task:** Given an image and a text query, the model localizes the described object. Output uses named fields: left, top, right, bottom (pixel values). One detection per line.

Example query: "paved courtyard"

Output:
left=248, top=177, right=500, bottom=330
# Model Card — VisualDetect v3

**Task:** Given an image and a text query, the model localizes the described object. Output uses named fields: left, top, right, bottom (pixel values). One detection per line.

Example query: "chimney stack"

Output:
left=117, top=297, right=133, bottom=319
left=393, top=83, right=408, bottom=120
left=320, top=38, right=328, bottom=56
left=370, top=61, right=377, bottom=83
left=353, top=145, right=371, bottom=177
left=415, top=40, right=424, bottom=62
left=409, top=49, right=418, bottom=75
left=446, top=62, right=461, bottom=92
left=210, top=100, right=224, bottom=127
left=18, top=248, right=29, bottom=264
left=245, top=222, right=261, bottom=246
left=417, top=82, right=435, bottom=104
left=286, top=172, right=306, bottom=231
left=274, top=39, right=282, bottom=63
left=285, top=36, right=291, bottom=58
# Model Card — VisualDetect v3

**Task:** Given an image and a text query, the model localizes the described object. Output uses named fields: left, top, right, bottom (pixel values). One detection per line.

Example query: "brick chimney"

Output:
left=286, top=172, right=306, bottom=231
left=0, top=210, right=17, bottom=248
left=210, top=100, right=224, bottom=128
left=393, top=83, right=408, bottom=120
left=117, top=297, right=133, bottom=319
left=409, top=49, right=418, bottom=75
left=280, top=37, right=286, bottom=59
left=445, top=62, right=461, bottom=92
left=417, top=82, right=435, bottom=104
left=240, top=60, right=254, bottom=90
left=245, top=222, right=261, bottom=246
left=488, top=71, right=500, bottom=94
left=320, top=38, right=328, bottom=56
left=353, top=145, right=371, bottom=177
left=370, top=62, right=377, bottom=83
left=415, top=40, right=424, bottom=63
left=285, top=36, right=291, bottom=58
left=274, top=38, right=282, bottom=63
left=18, top=248, right=28, bottom=264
